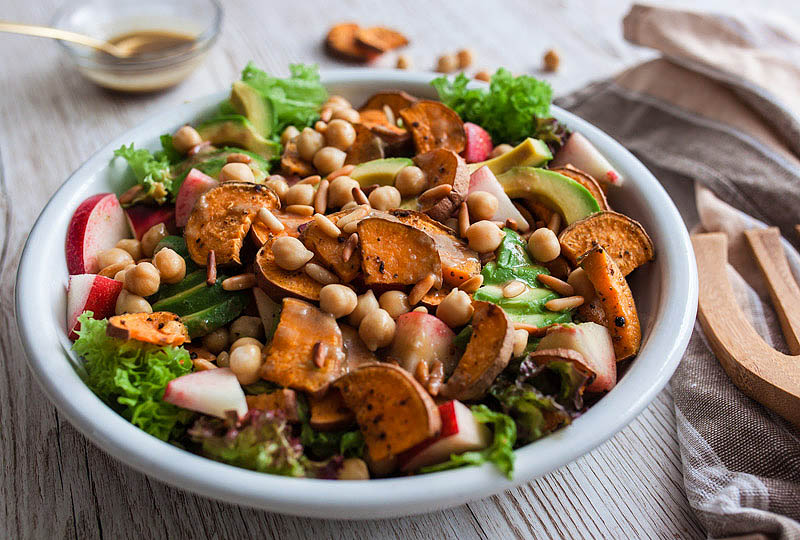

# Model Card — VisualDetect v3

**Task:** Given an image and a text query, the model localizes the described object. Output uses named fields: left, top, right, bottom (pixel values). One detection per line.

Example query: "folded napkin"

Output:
left=555, top=5, right=800, bottom=539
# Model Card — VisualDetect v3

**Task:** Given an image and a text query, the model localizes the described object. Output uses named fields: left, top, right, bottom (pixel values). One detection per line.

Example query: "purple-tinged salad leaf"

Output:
left=296, top=396, right=364, bottom=461
left=518, top=356, right=592, bottom=412
left=489, top=377, right=571, bottom=445
left=534, top=116, right=571, bottom=155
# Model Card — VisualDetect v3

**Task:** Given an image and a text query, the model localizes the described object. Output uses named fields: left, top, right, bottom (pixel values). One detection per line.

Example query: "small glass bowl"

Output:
left=51, top=0, right=222, bottom=92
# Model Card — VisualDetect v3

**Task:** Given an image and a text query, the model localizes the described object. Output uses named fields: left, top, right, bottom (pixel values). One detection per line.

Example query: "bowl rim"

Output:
left=15, top=69, right=697, bottom=519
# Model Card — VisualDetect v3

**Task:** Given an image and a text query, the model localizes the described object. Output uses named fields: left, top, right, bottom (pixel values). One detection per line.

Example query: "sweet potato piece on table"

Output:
left=551, top=165, right=610, bottom=211
left=309, top=389, right=356, bottom=431
left=261, top=298, right=345, bottom=396
left=579, top=245, right=641, bottom=360
left=399, top=100, right=466, bottom=154
left=246, top=389, right=300, bottom=422
left=299, top=211, right=361, bottom=282
left=440, top=301, right=514, bottom=400
left=325, top=22, right=380, bottom=62
left=413, top=149, right=470, bottom=222
left=335, top=363, right=441, bottom=462
left=360, top=90, right=418, bottom=116
left=354, top=26, right=409, bottom=53
left=106, top=312, right=189, bottom=347
left=357, top=217, right=442, bottom=288
left=254, top=238, right=322, bottom=302
left=184, top=182, right=279, bottom=266
left=559, top=211, right=655, bottom=276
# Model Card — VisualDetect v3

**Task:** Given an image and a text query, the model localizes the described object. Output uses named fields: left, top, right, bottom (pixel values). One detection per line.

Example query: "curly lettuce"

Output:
left=297, top=395, right=364, bottom=461
left=71, top=312, right=194, bottom=441
left=518, top=356, right=592, bottom=411
left=113, top=143, right=174, bottom=204
left=489, top=378, right=571, bottom=445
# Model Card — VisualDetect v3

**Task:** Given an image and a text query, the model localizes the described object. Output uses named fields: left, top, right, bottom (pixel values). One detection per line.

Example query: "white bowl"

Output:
left=15, top=70, right=697, bottom=519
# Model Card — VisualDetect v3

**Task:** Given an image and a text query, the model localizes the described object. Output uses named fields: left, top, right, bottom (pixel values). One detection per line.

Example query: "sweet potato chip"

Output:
left=354, top=26, right=409, bottom=53
left=345, top=123, right=386, bottom=166
left=250, top=211, right=313, bottom=245
left=399, top=100, right=466, bottom=155
left=246, top=389, right=300, bottom=422
left=299, top=211, right=361, bottom=282
left=413, top=149, right=470, bottom=222
left=325, top=22, right=380, bottom=62
left=309, top=389, right=356, bottom=431
left=280, top=139, right=315, bottom=178
left=551, top=165, right=610, bottom=211
left=576, top=297, right=607, bottom=327
left=559, top=211, right=654, bottom=276
left=106, top=312, right=189, bottom=347
left=254, top=237, right=322, bottom=302
left=184, top=182, right=279, bottom=266
left=358, top=109, right=410, bottom=152
left=360, top=90, right=418, bottom=116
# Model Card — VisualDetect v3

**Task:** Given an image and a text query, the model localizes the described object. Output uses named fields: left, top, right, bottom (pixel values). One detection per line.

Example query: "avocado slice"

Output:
left=230, top=81, right=273, bottom=138
left=350, top=157, right=414, bottom=187
left=197, top=115, right=280, bottom=160
left=182, top=294, right=249, bottom=338
left=474, top=284, right=571, bottom=328
left=467, top=138, right=552, bottom=175
left=497, top=167, right=600, bottom=224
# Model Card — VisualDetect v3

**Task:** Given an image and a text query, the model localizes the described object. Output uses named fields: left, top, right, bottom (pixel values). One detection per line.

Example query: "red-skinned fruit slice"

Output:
left=387, top=311, right=459, bottom=377
left=536, top=322, right=616, bottom=392
left=163, top=368, right=248, bottom=419
left=66, top=274, right=123, bottom=340
left=175, top=168, right=218, bottom=228
left=551, top=132, right=624, bottom=187
left=468, top=166, right=530, bottom=231
left=462, top=122, right=493, bottom=163
left=66, top=193, right=131, bottom=274
left=125, top=204, right=176, bottom=240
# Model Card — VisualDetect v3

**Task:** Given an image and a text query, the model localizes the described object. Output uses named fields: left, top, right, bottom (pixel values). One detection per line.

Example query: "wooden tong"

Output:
left=692, top=228, right=800, bottom=428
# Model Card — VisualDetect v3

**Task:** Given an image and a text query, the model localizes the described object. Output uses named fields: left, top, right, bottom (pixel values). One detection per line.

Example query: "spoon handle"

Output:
left=0, top=21, right=125, bottom=57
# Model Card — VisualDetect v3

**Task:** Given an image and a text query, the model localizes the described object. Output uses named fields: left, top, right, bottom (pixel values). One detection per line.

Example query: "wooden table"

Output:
left=2, top=1, right=796, bottom=537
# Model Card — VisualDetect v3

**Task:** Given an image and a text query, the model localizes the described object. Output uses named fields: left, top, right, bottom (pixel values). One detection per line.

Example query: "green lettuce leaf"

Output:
left=113, top=143, right=174, bottom=204
left=297, top=396, right=364, bottom=460
left=489, top=377, right=571, bottom=445
left=156, top=133, right=184, bottom=165
left=481, top=228, right=549, bottom=288
left=71, top=312, right=194, bottom=441
left=518, top=356, right=592, bottom=411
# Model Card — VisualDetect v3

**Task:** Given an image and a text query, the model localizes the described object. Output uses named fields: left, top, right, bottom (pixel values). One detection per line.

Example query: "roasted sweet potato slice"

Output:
left=261, top=298, right=345, bottom=396
left=250, top=210, right=313, bottom=245
left=413, top=149, right=470, bottom=222
left=579, top=245, right=641, bottom=361
left=299, top=211, right=361, bottom=282
left=576, top=297, right=607, bottom=327
left=246, top=389, right=300, bottom=422
left=309, top=389, right=356, bottom=431
left=340, top=324, right=377, bottom=371
left=334, top=362, right=441, bottom=462
left=357, top=217, right=442, bottom=288
left=358, top=108, right=411, bottom=152
left=354, top=26, right=409, bottom=53
left=559, top=211, right=655, bottom=276
left=420, top=286, right=452, bottom=308
left=106, top=312, right=189, bottom=346
left=399, top=100, right=466, bottom=155
left=551, top=165, right=610, bottom=211
left=440, top=301, right=514, bottom=400
left=254, top=238, right=322, bottom=302
left=325, top=22, right=380, bottom=62
left=185, top=182, right=279, bottom=266
left=345, top=123, right=386, bottom=166
left=360, top=90, right=418, bottom=116
left=280, top=139, right=315, bottom=178
left=390, top=209, right=480, bottom=287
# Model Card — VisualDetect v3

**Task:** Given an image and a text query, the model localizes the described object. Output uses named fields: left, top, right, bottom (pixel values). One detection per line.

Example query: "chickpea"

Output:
left=327, top=175, right=359, bottom=208
left=172, top=125, right=202, bottom=154
left=115, top=290, right=152, bottom=315
left=474, top=70, right=491, bottom=82
left=153, top=247, right=186, bottom=284
left=513, top=329, right=529, bottom=357
left=202, top=327, right=230, bottom=354
left=230, top=336, right=263, bottom=353
left=528, top=227, right=561, bottom=262
left=113, top=265, right=132, bottom=284
left=281, top=125, right=300, bottom=146
left=326, top=95, right=351, bottom=109
left=271, top=236, right=314, bottom=271
left=141, top=223, right=168, bottom=257
left=358, top=308, right=396, bottom=351
left=394, top=166, right=427, bottom=197
left=436, top=289, right=474, bottom=328
left=229, top=344, right=262, bottom=385
left=437, top=53, right=458, bottom=73
left=379, top=291, right=410, bottom=319
left=285, top=183, right=315, bottom=206
left=348, top=289, right=379, bottom=327
left=568, top=268, right=595, bottom=300
left=543, top=49, right=560, bottom=72
left=324, top=119, right=357, bottom=151
left=96, top=248, right=134, bottom=271
left=456, top=48, right=474, bottom=69
left=125, top=262, right=160, bottom=297
left=312, top=146, right=346, bottom=176
left=490, top=144, right=513, bottom=158
left=319, top=284, right=358, bottom=318
left=265, top=175, right=290, bottom=201
left=466, top=191, right=499, bottom=222
left=115, top=239, right=143, bottom=261
left=331, top=108, right=360, bottom=124
left=230, top=316, right=264, bottom=341
left=466, top=221, right=505, bottom=253
left=220, top=162, right=255, bottom=183
left=297, top=127, right=325, bottom=162
left=338, top=458, right=370, bottom=480
left=368, top=186, right=402, bottom=211
left=396, top=54, right=412, bottom=70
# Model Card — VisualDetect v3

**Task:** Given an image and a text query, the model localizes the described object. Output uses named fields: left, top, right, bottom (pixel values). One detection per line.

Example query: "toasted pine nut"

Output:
left=341, top=201, right=359, bottom=211
left=458, top=202, right=470, bottom=238
left=336, top=205, right=370, bottom=230
left=327, top=164, right=355, bottom=181
left=505, top=218, right=519, bottom=231
left=545, top=295, right=584, bottom=312
left=320, top=107, right=333, bottom=122
left=304, top=262, right=339, bottom=284
left=418, top=183, right=452, bottom=204
left=193, top=358, right=218, bottom=371
left=413, top=306, right=428, bottom=313
left=206, top=250, right=217, bottom=286
left=222, top=273, right=256, bottom=291
left=315, top=120, right=328, bottom=133
left=459, top=274, right=484, bottom=293
left=427, top=360, right=444, bottom=396
left=312, top=342, right=327, bottom=368
left=513, top=329, right=529, bottom=357
left=547, top=212, right=562, bottom=234
left=502, top=280, right=526, bottom=298
left=409, top=273, right=437, bottom=305
left=342, top=232, right=359, bottom=262
left=382, top=104, right=395, bottom=125
left=513, top=322, right=549, bottom=336
left=314, top=213, right=341, bottom=238
left=313, top=179, right=330, bottom=214
left=226, top=153, right=251, bottom=164
left=537, top=273, right=574, bottom=296
left=299, top=174, right=322, bottom=185
left=351, top=186, right=370, bottom=206
left=286, top=204, right=315, bottom=216
left=414, top=359, right=429, bottom=386
left=257, top=207, right=285, bottom=233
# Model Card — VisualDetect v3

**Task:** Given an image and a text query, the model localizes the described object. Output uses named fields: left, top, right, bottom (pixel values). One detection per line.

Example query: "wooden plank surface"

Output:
left=2, top=0, right=797, bottom=538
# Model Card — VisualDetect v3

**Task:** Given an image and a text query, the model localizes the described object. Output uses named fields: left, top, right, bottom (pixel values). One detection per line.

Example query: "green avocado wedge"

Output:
left=350, top=158, right=414, bottom=187
left=230, top=81, right=274, bottom=138
left=467, top=138, right=551, bottom=175
left=497, top=167, right=600, bottom=224
left=197, top=115, right=280, bottom=160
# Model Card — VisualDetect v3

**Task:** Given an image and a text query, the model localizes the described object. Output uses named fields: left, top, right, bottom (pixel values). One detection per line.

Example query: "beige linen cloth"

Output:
left=556, top=5, right=800, bottom=539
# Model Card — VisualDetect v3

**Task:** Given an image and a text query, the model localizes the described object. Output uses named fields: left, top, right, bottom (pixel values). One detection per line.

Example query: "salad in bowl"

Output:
left=63, top=63, right=655, bottom=481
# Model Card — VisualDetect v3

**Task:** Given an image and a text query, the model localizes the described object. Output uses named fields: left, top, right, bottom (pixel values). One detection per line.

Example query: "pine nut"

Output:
left=459, top=274, right=484, bottom=293
left=315, top=120, right=328, bottom=133
left=505, top=218, right=519, bottom=231
left=222, top=273, right=256, bottom=291
left=226, top=153, right=251, bottom=164
left=299, top=174, right=322, bottom=185
left=427, top=360, right=444, bottom=396
left=537, top=273, right=574, bottom=296
left=351, top=186, right=370, bottom=206
left=314, top=213, right=341, bottom=238
left=419, top=183, right=452, bottom=204
left=458, top=202, right=470, bottom=238
left=545, top=295, right=585, bottom=312
left=312, top=342, right=327, bottom=368
left=413, top=306, right=428, bottom=313
left=257, top=207, right=285, bottom=233
left=286, top=204, right=315, bottom=216
left=336, top=205, right=370, bottom=231
left=206, top=250, right=216, bottom=286
left=327, top=164, right=355, bottom=181
left=320, top=108, right=333, bottom=122
left=193, top=358, right=218, bottom=371
left=382, top=104, right=395, bottom=125
left=304, top=262, right=339, bottom=284
left=414, top=359, right=430, bottom=386
left=513, top=322, right=549, bottom=336
left=408, top=273, right=437, bottom=305
left=513, top=329, right=529, bottom=357
left=548, top=212, right=562, bottom=234
left=314, top=179, right=330, bottom=214
left=503, top=280, right=526, bottom=298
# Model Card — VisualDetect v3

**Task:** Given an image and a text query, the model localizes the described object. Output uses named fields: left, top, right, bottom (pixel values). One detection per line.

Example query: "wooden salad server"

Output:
left=692, top=228, right=800, bottom=428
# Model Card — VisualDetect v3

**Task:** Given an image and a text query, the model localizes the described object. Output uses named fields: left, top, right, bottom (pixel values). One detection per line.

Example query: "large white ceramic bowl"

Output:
left=15, top=70, right=697, bottom=519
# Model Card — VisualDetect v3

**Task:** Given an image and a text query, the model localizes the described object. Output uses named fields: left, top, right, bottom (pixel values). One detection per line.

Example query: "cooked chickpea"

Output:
left=96, top=248, right=134, bottom=271
left=394, top=166, right=427, bottom=197
left=319, top=284, right=358, bottom=318
left=368, top=185, right=402, bottom=211
left=230, top=336, right=263, bottom=353
left=325, top=95, right=351, bottom=110
left=141, top=223, right=168, bottom=257
left=436, top=289, right=474, bottom=328
left=202, top=327, right=230, bottom=354
left=115, top=290, right=152, bottom=315
left=474, top=70, right=491, bottom=82
left=379, top=291, right=410, bottom=319
left=285, top=183, right=315, bottom=206
left=328, top=175, right=359, bottom=208
left=312, top=146, right=346, bottom=176
left=113, top=265, right=132, bottom=284
left=115, top=239, right=143, bottom=261
left=568, top=268, right=595, bottom=300
left=466, top=191, right=498, bottom=222
left=490, top=144, right=513, bottom=158
left=281, top=125, right=300, bottom=146
left=271, top=236, right=314, bottom=271
left=513, top=329, right=529, bottom=357
left=348, top=290, right=379, bottom=327
left=125, top=262, right=161, bottom=297
left=466, top=221, right=505, bottom=253
left=229, top=344, right=262, bottom=385
left=324, top=119, right=356, bottom=151
left=528, top=227, right=561, bottom=262
left=265, top=175, right=290, bottom=200
left=543, top=48, right=560, bottom=72
left=331, top=107, right=360, bottom=124
left=230, top=316, right=263, bottom=342
left=456, top=48, right=474, bottom=68
left=396, top=55, right=412, bottom=70
left=338, top=458, right=370, bottom=480
left=437, top=53, right=459, bottom=73
left=220, top=162, right=255, bottom=183
left=172, top=125, right=202, bottom=154
left=297, top=127, right=325, bottom=162
left=153, top=248, right=186, bottom=284
left=358, top=308, right=396, bottom=351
